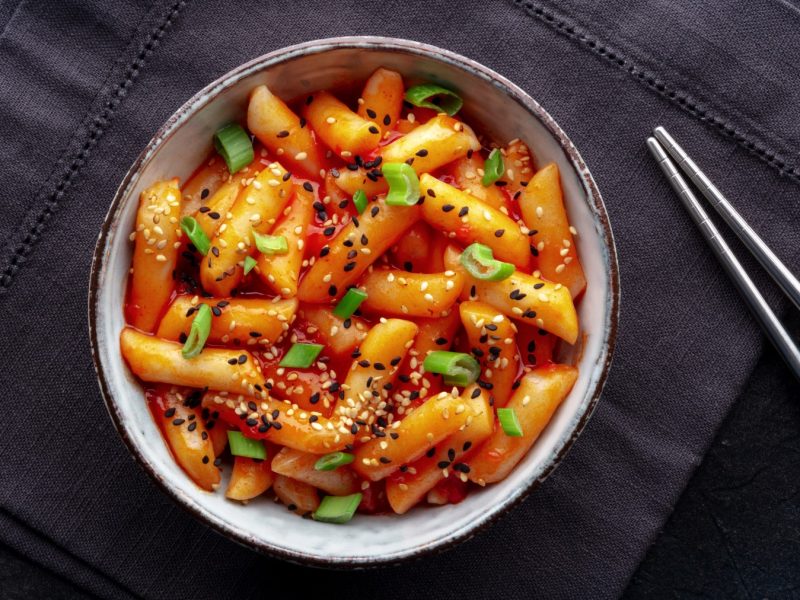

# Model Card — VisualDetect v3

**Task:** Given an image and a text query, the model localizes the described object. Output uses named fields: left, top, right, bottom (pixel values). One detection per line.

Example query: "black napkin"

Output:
left=1, top=0, right=799, bottom=598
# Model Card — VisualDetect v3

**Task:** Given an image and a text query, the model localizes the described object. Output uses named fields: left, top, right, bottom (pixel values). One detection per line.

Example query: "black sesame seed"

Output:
left=369, top=126, right=380, bottom=134
left=426, top=188, right=436, bottom=198
left=282, top=171, right=292, bottom=181
left=442, top=204, right=455, bottom=212
left=188, top=421, right=197, bottom=432
left=309, top=392, right=320, bottom=404
left=447, top=448, right=456, bottom=461
left=383, top=114, right=391, bottom=126
left=533, top=282, right=545, bottom=289
left=358, top=360, right=371, bottom=368
left=370, top=205, right=380, bottom=217
left=172, top=418, right=185, bottom=426
left=200, top=188, right=210, bottom=200
left=530, top=245, right=539, bottom=257
left=299, top=117, right=306, bottom=128
left=328, top=285, right=337, bottom=296
left=494, top=229, right=505, bottom=237
left=458, top=206, right=469, bottom=217
left=212, top=306, right=222, bottom=317
left=201, top=455, right=209, bottom=464
left=463, top=441, right=473, bottom=451
left=164, top=407, right=176, bottom=418
left=323, top=226, right=336, bottom=236
left=199, top=206, right=210, bottom=213
left=320, top=246, right=330, bottom=257
left=208, top=212, right=220, bottom=220
left=228, top=358, right=238, bottom=365
left=249, top=331, right=262, bottom=337
left=435, top=337, right=448, bottom=345
left=437, top=460, right=450, bottom=469
left=277, top=130, right=289, bottom=138
left=379, top=456, right=391, bottom=464
left=344, top=261, right=357, bottom=272
left=366, top=108, right=377, bottom=118
left=303, top=181, right=314, bottom=193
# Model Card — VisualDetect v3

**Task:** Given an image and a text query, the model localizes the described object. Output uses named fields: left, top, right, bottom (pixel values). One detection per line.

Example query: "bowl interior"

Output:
left=92, top=38, right=616, bottom=565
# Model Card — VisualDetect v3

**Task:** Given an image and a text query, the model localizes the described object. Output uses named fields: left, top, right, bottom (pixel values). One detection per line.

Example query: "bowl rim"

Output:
left=88, top=35, right=620, bottom=568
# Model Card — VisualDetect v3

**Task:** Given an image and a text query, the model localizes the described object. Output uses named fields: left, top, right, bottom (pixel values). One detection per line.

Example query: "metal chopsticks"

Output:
left=647, top=127, right=800, bottom=381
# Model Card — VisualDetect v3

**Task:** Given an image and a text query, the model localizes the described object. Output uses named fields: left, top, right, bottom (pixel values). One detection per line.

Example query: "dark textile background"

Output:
left=1, top=1, right=798, bottom=598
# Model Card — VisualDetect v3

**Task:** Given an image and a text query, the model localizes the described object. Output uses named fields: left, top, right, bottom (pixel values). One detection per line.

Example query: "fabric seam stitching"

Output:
left=0, top=0, right=187, bottom=294
left=508, top=0, right=800, bottom=185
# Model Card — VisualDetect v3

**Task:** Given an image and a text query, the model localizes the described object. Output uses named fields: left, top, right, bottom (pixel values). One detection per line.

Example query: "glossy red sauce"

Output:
left=126, top=88, right=555, bottom=514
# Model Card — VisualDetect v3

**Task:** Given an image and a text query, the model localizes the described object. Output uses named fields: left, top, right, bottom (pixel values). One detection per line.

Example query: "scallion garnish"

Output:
left=460, top=243, right=515, bottom=281
left=180, top=216, right=211, bottom=255
left=243, top=255, right=257, bottom=275
left=404, top=84, right=463, bottom=116
left=332, top=288, right=368, bottom=319
left=252, top=231, right=288, bottom=255
left=181, top=303, right=212, bottom=359
left=228, top=431, right=267, bottom=459
left=213, top=123, right=254, bottom=174
left=382, top=162, right=420, bottom=206
left=482, top=148, right=504, bottom=186
left=314, top=452, right=355, bottom=471
left=313, top=493, right=362, bottom=524
left=422, top=351, right=481, bottom=387
left=352, top=189, right=368, bottom=214
left=279, top=343, right=324, bottom=368
left=497, top=407, right=524, bottom=437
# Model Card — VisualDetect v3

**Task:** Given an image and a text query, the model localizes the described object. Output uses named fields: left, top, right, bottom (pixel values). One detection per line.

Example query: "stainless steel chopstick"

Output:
left=646, top=136, right=800, bottom=380
left=654, top=126, right=800, bottom=312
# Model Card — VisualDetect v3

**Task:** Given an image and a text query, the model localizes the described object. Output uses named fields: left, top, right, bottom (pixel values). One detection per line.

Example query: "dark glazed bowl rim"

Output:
left=88, top=36, right=620, bottom=568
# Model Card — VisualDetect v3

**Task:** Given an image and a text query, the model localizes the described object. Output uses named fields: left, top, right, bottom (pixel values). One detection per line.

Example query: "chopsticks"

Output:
left=647, top=127, right=800, bottom=381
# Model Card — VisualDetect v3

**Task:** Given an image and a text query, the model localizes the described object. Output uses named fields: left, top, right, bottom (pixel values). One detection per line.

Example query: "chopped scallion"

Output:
left=313, top=493, right=362, bottom=524
left=482, top=148, right=504, bottom=186
left=243, top=255, right=257, bottom=275
left=180, top=216, right=211, bottom=255
left=181, top=303, right=212, bottom=359
left=314, top=452, right=355, bottom=471
left=279, top=343, right=324, bottom=368
left=382, top=162, right=420, bottom=206
left=332, top=288, right=368, bottom=319
left=404, top=83, right=463, bottom=116
left=460, top=243, right=515, bottom=281
left=352, top=189, right=368, bottom=214
left=497, top=407, right=524, bottom=437
left=423, top=351, right=481, bottom=387
left=252, top=231, right=288, bottom=255
left=213, top=123, right=254, bottom=174
left=228, top=431, right=267, bottom=459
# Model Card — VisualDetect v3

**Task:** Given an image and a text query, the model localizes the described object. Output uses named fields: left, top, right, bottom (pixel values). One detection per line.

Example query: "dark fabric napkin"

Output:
left=1, top=1, right=799, bottom=598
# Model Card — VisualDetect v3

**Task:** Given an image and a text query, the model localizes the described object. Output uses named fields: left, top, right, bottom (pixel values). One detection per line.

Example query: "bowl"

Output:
left=89, top=36, right=619, bottom=567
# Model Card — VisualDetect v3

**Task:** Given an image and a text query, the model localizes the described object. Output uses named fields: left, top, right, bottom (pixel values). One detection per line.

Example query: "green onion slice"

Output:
left=423, top=351, right=481, bottom=387
left=382, top=162, right=420, bottom=206
left=279, top=343, right=324, bottom=368
left=404, top=84, right=463, bottom=116
left=482, top=148, right=505, bottom=186
left=180, top=216, right=211, bottom=255
left=243, top=255, right=257, bottom=275
left=497, top=407, right=524, bottom=437
left=314, top=452, right=355, bottom=471
left=252, top=231, right=288, bottom=255
left=352, top=189, right=368, bottom=214
left=181, top=303, right=212, bottom=359
left=332, top=288, right=368, bottom=319
left=313, top=493, right=362, bottom=524
left=460, top=243, right=515, bottom=281
left=213, top=123, right=254, bottom=174
left=228, top=431, right=267, bottom=459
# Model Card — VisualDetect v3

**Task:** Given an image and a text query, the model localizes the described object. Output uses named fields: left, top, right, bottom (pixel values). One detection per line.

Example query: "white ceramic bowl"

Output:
left=89, top=37, right=619, bottom=567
